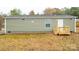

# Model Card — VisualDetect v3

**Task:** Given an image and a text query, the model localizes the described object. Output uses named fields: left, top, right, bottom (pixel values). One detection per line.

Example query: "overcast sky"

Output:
left=0, top=0, right=79, bottom=14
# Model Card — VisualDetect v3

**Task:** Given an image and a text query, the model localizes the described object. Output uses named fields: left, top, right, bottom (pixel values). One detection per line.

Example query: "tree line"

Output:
left=1, top=7, right=79, bottom=18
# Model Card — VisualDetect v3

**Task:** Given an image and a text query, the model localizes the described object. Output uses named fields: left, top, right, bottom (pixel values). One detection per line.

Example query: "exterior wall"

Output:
left=63, top=18, right=75, bottom=32
left=6, top=18, right=57, bottom=33
left=6, top=18, right=75, bottom=33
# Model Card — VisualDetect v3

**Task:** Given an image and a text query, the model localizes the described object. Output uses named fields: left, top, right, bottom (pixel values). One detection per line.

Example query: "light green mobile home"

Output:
left=4, top=15, right=76, bottom=34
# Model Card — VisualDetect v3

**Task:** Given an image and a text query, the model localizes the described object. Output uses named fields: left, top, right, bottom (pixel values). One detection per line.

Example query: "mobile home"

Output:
left=3, top=15, right=76, bottom=34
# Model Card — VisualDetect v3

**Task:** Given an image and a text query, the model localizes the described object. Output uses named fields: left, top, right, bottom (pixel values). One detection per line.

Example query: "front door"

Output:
left=58, top=19, right=63, bottom=27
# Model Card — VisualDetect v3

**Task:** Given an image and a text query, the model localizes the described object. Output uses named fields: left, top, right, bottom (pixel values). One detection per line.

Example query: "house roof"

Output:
left=5, top=15, right=76, bottom=19
left=76, top=19, right=79, bottom=22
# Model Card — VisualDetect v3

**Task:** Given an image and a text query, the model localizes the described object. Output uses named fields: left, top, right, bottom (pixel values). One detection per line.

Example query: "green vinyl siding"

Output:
left=63, top=19, right=75, bottom=32
left=6, top=18, right=75, bottom=33
left=6, top=18, right=57, bottom=33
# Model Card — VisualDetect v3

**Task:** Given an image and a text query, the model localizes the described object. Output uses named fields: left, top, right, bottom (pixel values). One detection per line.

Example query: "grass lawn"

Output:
left=0, top=33, right=79, bottom=51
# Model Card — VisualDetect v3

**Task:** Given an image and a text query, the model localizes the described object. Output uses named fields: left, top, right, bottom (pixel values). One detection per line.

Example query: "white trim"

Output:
left=75, top=18, right=76, bottom=32
left=4, top=18, right=6, bottom=34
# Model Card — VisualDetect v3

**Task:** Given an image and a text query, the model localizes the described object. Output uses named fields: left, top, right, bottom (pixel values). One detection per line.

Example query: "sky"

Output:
left=0, top=0, right=79, bottom=15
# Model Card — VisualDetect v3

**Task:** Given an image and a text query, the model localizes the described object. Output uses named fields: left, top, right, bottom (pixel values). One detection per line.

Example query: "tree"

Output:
left=0, top=16, right=4, bottom=30
left=70, top=7, right=79, bottom=18
left=43, top=8, right=63, bottom=15
left=29, top=10, right=35, bottom=15
left=64, top=7, right=79, bottom=18
left=36, top=13, right=40, bottom=15
left=64, top=7, right=71, bottom=15
left=10, top=9, right=22, bottom=16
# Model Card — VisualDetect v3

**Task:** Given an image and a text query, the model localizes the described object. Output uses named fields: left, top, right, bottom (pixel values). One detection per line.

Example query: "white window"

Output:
left=58, top=19, right=63, bottom=27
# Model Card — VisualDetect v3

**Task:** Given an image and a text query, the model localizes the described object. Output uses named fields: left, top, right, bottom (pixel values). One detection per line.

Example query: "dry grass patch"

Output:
left=0, top=33, right=79, bottom=51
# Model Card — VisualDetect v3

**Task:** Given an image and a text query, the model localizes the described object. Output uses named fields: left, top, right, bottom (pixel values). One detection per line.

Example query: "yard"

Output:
left=0, top=32, right=79, bottom=51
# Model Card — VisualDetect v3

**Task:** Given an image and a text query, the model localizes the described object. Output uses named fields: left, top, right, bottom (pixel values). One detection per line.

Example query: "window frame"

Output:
left=46, top=24, right=50, bottom=27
